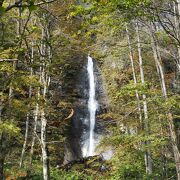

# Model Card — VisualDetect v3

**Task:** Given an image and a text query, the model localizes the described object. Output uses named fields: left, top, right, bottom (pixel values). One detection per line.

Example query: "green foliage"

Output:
left=116, top=81, right=150, bottom=97
left=0, top=6, right=5, bottom=15
left=50, top=168, right=93, bottom=180
left=0, top=121, right=20, bottom=136
left=28, top=5, right=38, bottom=12
left=0, top=62, right=14, bottom=73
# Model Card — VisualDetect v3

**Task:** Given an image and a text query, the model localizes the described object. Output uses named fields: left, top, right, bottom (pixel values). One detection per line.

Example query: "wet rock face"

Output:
left=64, top=56, right=108, bottom=163
left=67, top=62, right=89, bottom=161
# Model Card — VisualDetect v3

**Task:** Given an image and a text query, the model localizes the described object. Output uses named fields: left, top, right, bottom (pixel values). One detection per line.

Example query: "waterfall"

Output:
left=82, top=55, right=98, bottom=157
left=87, top=55, right=97, bottom=156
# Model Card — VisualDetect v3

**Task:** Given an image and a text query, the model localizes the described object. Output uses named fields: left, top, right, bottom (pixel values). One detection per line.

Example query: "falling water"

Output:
left=87, top=55, right=97, bottom=156
left=82, top=56, right=97, bottom=157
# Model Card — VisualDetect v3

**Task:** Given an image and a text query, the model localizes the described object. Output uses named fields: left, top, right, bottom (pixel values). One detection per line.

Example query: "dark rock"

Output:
left=63, top=55, right=109, bottom=163
left=60, top=155, right=104, bottom=171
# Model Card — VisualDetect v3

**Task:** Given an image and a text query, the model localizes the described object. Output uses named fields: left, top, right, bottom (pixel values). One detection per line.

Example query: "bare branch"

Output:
left=5, top=0, right=57, bottom=12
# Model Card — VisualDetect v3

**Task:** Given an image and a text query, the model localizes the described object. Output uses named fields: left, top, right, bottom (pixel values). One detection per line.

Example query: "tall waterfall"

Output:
left=82, top=56, right=98, bottom=157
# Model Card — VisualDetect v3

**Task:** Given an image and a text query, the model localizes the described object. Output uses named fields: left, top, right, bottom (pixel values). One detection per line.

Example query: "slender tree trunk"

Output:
left=150, top=26, right=167, bottom=98
left=19, top=114, right=30, bottom=168
left=29, top=97, right=39, bottom=169
left=168, top=113, right=180, bottom=180
left=29, top=41, right=42, bottom=173
left=126, top=25, right=142, bottom=132
left=40, top=69, right=50, bottom=180
left=20, top=83, right=32, bottom=168
left=40, top=23, right=50, bottom=180
left=136, top=22, right=153, bottom=174
left=150, top=23, right=168, bottom=178
left=20, top=43, right=34, bottom=168
left=41, top=110, right=49, bottom=180
left=16, top=6, right=21, bottom=36
left=8, top=61, right=14, bottom=101
left=29, top=76, right=40, bottom=170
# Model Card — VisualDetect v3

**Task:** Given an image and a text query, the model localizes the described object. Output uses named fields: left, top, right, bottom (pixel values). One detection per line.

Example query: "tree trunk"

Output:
left=29, top=101, right=39, bottom=169
left=40, top=68, right=50, bottom=180
left=168, top=113, right=180, bottom=180
left=150, top=25, right=167, bottom=98
left=19, top=114, right=29, bottom=168
left=20, top=43, right=34, bottom=168
left=136, top=22, right=153, bottom=174
left=126, top=25, right=142, bottom=130
left=41, top=110, right=50, bottom=180
left=40, top=22, right=50, bottom=179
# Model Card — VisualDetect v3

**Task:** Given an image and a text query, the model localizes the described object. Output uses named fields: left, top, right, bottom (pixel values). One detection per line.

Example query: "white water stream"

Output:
left=82, top=56, right=98, bottom=157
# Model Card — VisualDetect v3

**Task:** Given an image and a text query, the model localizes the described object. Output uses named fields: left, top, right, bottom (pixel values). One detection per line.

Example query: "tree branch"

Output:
left=5, top=0, right=57, bottom=12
